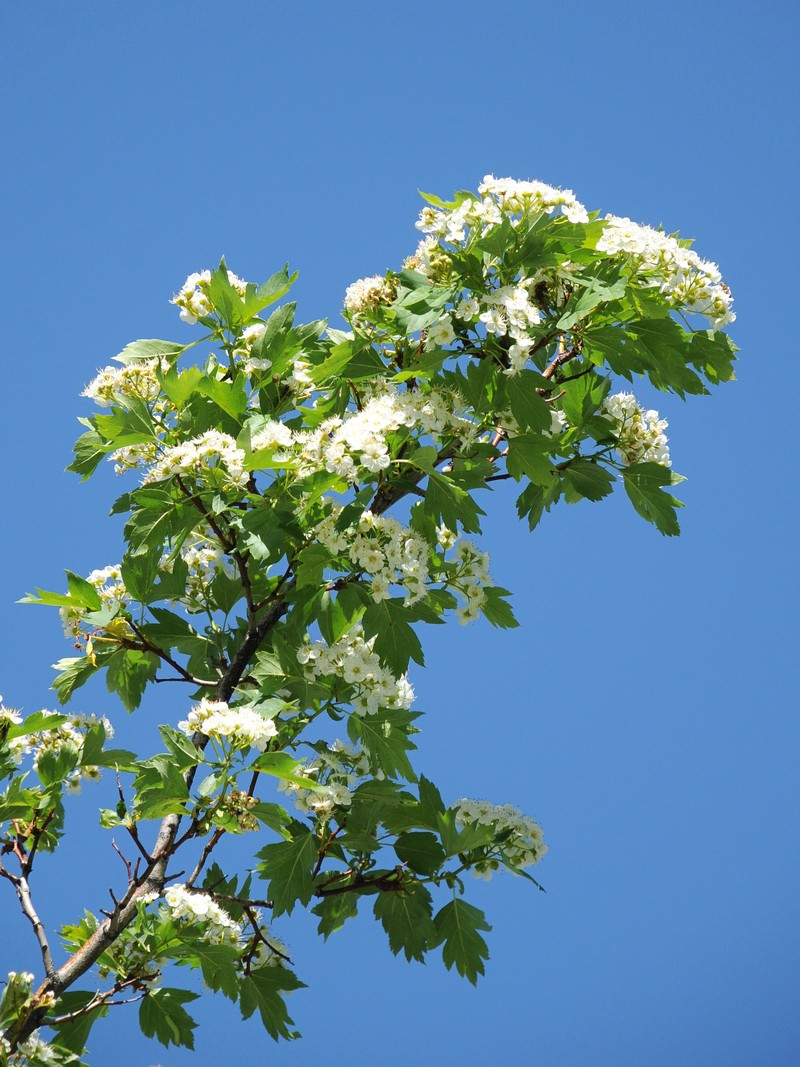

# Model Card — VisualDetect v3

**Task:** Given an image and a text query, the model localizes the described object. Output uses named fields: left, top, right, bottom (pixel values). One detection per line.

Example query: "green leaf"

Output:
left=423, top=471, right=484, bottom=534
left=36, top=744, right=80, bottom=787
left=394, top=831, right=446, bottom=876
left=114, top=338, right=186, bottom=365
left=312, top=893, right=359, bottom=939
left=256, top=824, right=317, bottom=917
left=239, top=965, right=305, bottom=1042
left=253, top=751, right=326, bottom=792
left=481, top=586, right=519, bottom=629
left=434, top=898, right=491, bottom=985
left=64, top=571, right=102, bottom=611
left=249, top=302, right=296, bottom=368
left=51, top=990, right=109, bottom=1055
left=196, top=374, right=248, bottom=422
left=80, top=725, right=137, bottom=770
left=157, top=725, right=205, bottom=770
left=348, top=708, right=419, bottom=782
left=374, top=880, right=438, bottom=962
left=362, top=599, right=424, bottom=674
left=138, top=987, right=198, bottom=1049
left=506, top=371, right=553, bottom=433
left=172, top=941, right=240, bottom=1001
left=105, top=648, right=159, bottom=712
left=133, top=755, right=190, bottom=819
left=239, top=505, right=289, bottom=563
left=506, top=434, right=554, bottom=486
left=5, top=711, right=67, bottom=739
left=52, top=655, right=101, bottom=704
left=242, top=264, right=298, bottom=318
left=393, top=282, right=453, bottom=334
left=120, top=547, right=163, bottom=604
left=622, top=462, right=684, bottom=536
left=562, top=459, right=615, bottom=502
left=68, top=428, right=112, bottom=480
left=157, top=365, right=203, bottom=408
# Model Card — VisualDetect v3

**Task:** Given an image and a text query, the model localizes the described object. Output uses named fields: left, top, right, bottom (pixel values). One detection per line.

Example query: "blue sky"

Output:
left=1, top=2, right=798, bottom=1064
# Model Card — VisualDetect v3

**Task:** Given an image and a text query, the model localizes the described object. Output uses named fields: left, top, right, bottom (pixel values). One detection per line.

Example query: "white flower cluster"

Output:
left=316, top=507, right=430, bottom=604
left=453, top=798, right=548, bottom=878
left=416, top=175, right=589, bottom=248
left=60, top=564, right=128, bottom=639
left=344, top=274, right=396, bottom=316
left=298, top=386, right=467, bottom=483
left=178, top=698, right=278, bottom=751
left=479, top=175, right=590, bottom=224
left=171, top=268, right=249, bottom=325
left=250, top=418, right=295, bottom=454
left=601, top=392, right=670, bottom=467
left=163, top=884, right=242, bottom=945
left=233, top=322, right=272, bottom=374
left=179, top=540, right=235, bottom=604
left=110, top=439, right=161, bottom=476
left=403, top=235, right=449, bottom=279
left=595, top=215, right=735, bottom=329
left=4, top=712, right=114, bottom=792
left=447, top=539, right=494, bottom=625
left=298, top=626, right=414, bottom=716
left=144, top=430, right=248, bottom=490
left=454, top=278, right=545, bottom=375
left=82, top=358, right=163, bottom=407
left=278, top=740, right=373, bottom=821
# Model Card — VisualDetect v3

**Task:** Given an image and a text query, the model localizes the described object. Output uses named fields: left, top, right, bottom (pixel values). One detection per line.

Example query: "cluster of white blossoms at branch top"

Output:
left=601, top=392, right=670, bottom=467
left=59, top=564, right=128, bottom=639
left=143, top=430, right=248, bottom=490
left=171, top=268, right=249, bottom=324
left=163, top=885, right=242, bottom=946
left=278, top=741, right=371, bottom=820
left=343, top=274, right=397, bottom=317
left=416, top=174, right=589, bottom=249
left=298, top=626, right=414, bottom=716
left=596, top=215, right=734, bottom=329
left=453, top=798, right=548, bottom=878
left=178, top=698, right=277, bottom=752
left=82, top=357, right=164, bottom=407
left=316, top=506, right=430, bottom=604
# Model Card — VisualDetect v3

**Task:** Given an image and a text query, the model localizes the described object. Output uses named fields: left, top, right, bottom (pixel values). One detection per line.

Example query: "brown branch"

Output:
left=185, top=828, right=226, bottom=888
left=126, top=620, right=216, bottom=687
left=0, top=862, right=56, bottom=978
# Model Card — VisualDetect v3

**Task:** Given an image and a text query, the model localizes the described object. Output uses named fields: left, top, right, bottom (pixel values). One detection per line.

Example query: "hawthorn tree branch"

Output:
left=0, top=862, right=56, bottom=978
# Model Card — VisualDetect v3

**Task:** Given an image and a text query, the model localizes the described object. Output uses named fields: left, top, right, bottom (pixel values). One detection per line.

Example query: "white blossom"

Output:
left=145, top=430, right=248, bottom=490
left=601, top=392, right=670, bottom=467
left=453, top=797, right=548, bottom=877
left=298, top=626, right=415, bottom=716
left=83, top=358, right=163, bottom=407
left=344, top=274, right=395, bottom=316
left=596, top=215, right=734, bottom=328
left=163, top=885, right=242, bottom=945
left=178, top=698, right=277, bottom=751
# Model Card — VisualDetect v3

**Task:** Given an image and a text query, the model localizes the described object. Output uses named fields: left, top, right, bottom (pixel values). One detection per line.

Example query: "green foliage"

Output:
left=1, top=178, right=736, bottom=1061
left=138, top=988, right=199, bottom=1050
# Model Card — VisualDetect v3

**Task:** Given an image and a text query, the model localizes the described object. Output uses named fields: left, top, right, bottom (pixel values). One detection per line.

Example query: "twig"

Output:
left=185, top=829, right=226, bottom=888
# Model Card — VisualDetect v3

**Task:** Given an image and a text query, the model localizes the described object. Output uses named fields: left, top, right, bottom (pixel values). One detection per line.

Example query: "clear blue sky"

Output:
left=1, top=2, right=797, bottom=1064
